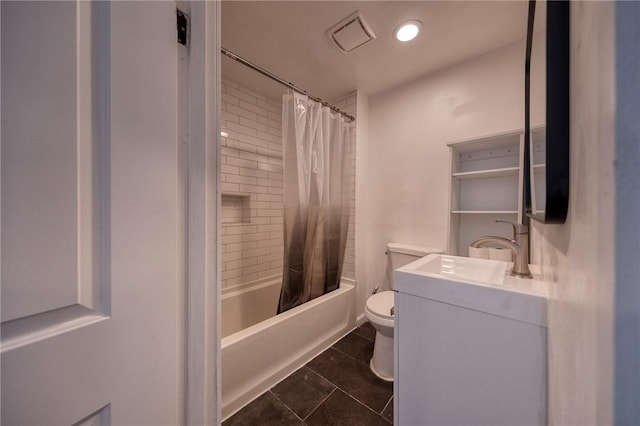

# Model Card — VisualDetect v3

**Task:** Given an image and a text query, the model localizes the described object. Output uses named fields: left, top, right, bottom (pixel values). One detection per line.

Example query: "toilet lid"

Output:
left=366, top=291, right=394, bottom=319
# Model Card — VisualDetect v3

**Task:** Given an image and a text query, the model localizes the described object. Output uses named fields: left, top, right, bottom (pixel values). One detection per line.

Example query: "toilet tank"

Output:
left=387, top=243, right=443, bottom=289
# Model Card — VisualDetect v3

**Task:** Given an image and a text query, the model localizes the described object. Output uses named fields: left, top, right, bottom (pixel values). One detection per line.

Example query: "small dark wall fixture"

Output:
left=525, top=0, right=570, bottom=224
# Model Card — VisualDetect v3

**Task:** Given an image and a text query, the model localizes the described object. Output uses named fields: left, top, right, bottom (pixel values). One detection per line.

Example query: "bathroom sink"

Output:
left=394, top=254, right=548, bottom=326
left=411, top=254, right=508, bottom=285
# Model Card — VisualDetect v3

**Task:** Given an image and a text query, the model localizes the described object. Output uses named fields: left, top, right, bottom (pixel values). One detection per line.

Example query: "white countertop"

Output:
left=394, top=254, right=548, bottom=327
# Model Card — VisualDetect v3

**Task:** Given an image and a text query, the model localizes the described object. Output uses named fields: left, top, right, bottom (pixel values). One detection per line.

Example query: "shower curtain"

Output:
left=277, top=91, right=354, bottom=313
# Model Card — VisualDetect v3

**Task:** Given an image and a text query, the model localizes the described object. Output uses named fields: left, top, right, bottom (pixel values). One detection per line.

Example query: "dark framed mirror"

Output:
left=525, top=0, right=570, bottom=224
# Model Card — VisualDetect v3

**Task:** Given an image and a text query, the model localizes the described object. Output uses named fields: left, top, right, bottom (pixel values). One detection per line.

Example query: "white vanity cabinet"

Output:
left=393, top=257, right=548, bottom=426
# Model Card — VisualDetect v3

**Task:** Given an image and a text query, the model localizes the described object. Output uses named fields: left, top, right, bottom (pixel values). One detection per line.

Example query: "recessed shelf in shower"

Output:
left=222, top=193, right=251, bottom=224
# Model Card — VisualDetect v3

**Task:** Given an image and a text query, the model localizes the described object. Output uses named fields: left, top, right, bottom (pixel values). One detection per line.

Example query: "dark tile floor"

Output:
left=223, top=322, right=394, bottom=425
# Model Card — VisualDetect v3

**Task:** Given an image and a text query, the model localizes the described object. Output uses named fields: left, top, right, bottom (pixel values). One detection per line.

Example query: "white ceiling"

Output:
left=221, top=1, right=530, bottom=102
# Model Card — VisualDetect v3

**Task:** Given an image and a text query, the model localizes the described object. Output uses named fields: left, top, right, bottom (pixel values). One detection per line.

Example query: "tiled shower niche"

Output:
left=221, top=193, right=251, bottom=224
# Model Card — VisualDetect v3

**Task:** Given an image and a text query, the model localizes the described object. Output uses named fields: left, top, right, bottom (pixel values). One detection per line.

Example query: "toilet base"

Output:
left=369, top=331, right=394, bottom=381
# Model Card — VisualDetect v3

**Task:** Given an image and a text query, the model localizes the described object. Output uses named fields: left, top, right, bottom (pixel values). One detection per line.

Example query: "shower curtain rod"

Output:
left=221, top=47, right=355, bottom=122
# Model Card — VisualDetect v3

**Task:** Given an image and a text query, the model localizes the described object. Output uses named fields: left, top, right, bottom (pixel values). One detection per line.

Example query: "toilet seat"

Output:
left=366, top=291, right=394, bottom=320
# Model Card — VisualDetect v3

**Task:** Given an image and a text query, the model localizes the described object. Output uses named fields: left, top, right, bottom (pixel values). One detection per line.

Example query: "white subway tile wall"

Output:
left=221, top=80, right=284, bottom=289
left=221, top=79, right=356, bottom=290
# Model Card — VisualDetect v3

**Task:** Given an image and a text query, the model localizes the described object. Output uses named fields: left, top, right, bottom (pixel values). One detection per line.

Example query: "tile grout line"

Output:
left=309, top=347, right=393, bottom=417
left=329, top=344, right=372, bottom=368
left=380, top=395, right=394, bottom=423
left=380, top=394, right=393, bottom=414
left=339, top=388, right=395, bottom=423
left=351, top=329, right=375, bottom=343
left=352, top=324, right=375, bottom=339
left=311, top=352, right=392, bottom=420
left=299, top=375, right=389, bottom=426
left=303, top=367, right=341, bottom=397
left=302, top=387, right=338, bottom=422
left=327, top=331, right=375, bottom=367
left=334, top=375, right=393, bottom=418
left=268, top=389, right=306, bottom=424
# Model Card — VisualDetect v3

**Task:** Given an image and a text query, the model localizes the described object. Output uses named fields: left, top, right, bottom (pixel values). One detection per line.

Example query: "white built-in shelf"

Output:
left=452, top=210, right=518, bottom=214
left=448, top=128, right=526, bottom=257
left=452, top=167, right=519, bottom=180
left=448, top=127, right=546, bottom=258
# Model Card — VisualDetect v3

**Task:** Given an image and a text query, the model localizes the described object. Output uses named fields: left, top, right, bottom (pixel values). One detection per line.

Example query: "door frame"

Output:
left=185, top=1, right=221, bottom=424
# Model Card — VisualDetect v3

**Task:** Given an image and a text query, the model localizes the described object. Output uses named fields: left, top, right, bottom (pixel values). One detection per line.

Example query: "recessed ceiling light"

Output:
left=394, top=20, right=423, bottom=42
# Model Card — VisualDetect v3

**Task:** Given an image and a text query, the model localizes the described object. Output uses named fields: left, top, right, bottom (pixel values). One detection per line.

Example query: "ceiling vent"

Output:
left=327, top=11, right=377, bottom=54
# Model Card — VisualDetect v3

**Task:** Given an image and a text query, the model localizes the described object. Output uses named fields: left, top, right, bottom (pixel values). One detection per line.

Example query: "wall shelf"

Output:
left=447, top=129, right=524, bottom=257
left=452, top=210, right=518, bottom=214
left=530, top=128, right=547, bottom=217
left=452, top=167, right=519, bottom=180
left=221, top=193, right=251, bottom=224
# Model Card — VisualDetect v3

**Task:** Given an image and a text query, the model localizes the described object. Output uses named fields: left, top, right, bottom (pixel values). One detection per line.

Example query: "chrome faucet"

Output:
left=470, top=220, right=532, bottom=278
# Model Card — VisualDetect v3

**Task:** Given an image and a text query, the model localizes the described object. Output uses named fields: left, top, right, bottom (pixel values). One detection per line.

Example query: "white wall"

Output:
left=530, top=2, right=615, bottom=424
left=362, top=40, right=529, bottom=295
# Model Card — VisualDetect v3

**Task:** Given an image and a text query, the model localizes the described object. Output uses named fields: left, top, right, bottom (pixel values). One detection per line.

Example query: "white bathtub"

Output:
left=221, top=278, right=356, bottom=420
left=222, top=276, right=283, bottom=338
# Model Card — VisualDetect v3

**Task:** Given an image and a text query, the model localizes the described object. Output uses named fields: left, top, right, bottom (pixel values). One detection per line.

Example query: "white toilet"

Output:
left=365, top=243, right=443, bottom=381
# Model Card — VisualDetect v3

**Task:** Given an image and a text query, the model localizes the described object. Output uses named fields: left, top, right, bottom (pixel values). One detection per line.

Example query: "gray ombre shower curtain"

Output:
left=277, top=91, right=354, bottom=313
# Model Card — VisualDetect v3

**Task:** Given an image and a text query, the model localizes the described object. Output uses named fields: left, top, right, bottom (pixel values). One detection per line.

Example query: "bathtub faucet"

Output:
left=470, top=220, right=532, bottom=279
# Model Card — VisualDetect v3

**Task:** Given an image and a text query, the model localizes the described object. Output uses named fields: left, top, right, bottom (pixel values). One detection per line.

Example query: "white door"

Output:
left=1, top=2, right=184, bottom=424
